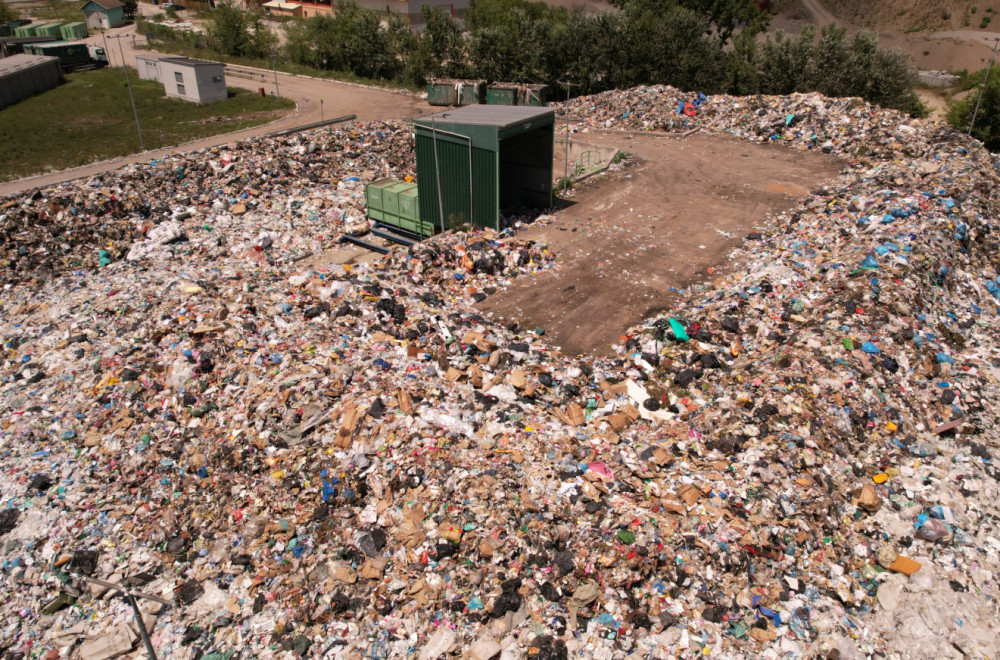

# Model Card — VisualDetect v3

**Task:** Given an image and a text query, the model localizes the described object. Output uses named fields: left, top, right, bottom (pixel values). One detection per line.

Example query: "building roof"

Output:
left=262, top=1, right=302, bottom=8
left=0, top=53, right=60, bottom=77
left=81, top=0, right=124, bottom=11
left=415, top=105, right=554, bottom=130
left=161, top=57, right=224, bottom=68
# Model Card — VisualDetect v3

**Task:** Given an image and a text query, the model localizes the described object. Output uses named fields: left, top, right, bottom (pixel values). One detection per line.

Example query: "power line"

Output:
left=968, top=37, right=1000, bottom=137
left=107, top=34, right=145, bottom=151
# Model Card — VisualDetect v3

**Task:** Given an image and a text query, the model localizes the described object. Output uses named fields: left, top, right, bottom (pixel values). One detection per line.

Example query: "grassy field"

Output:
left=0, top=67, right=294, bottom=182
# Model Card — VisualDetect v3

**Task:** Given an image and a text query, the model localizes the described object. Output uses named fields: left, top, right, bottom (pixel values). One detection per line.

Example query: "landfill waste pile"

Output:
left=0, top=122, right=414, bottom=285
left=0, top=87, right=999, bottom=660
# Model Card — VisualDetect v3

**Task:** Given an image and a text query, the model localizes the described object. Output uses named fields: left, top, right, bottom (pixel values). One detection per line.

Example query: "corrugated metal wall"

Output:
left=0, top=59, right=63, bottom=109
left=499, top=124, right=553, bottom=210
left=416, top=133, right=498, bottom=231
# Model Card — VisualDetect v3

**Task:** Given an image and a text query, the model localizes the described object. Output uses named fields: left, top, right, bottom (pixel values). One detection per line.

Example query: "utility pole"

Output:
left=102, top=29, right=113, bottom=67
left=969, top=37, right=1000, bottom=137
left=264, top=12, right=280, bottom=98
left=108, top=34, right=144, bottom=151
left=557, top=79, right=579, bottom=195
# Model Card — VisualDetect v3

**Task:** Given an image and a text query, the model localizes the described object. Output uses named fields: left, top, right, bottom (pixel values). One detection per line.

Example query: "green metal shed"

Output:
left=414, top=105, right=555, bottom=232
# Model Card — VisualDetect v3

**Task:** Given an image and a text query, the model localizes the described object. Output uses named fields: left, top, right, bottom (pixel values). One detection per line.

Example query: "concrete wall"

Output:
left=135, top=55, right=161, bottom=82
left=161, top=61, right=226, bottom=104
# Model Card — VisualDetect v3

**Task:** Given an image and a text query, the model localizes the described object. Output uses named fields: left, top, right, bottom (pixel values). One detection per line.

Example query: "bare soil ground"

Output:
left=772, top=0, right=1000, bottom=74
left=476, top=131, right=841, bottom=356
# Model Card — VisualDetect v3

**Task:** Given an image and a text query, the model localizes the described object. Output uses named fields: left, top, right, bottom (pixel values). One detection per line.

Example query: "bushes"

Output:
left=948, top=75, right=1000, bottom=152
left=137, top=16, right=208, bottom=49
left=208, top=1, right=269, bottom=59
left=198, top=0, right=926, bottom=116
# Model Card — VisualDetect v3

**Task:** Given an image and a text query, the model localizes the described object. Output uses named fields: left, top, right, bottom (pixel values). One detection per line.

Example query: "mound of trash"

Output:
left=0, top=89, right=998, bottom=660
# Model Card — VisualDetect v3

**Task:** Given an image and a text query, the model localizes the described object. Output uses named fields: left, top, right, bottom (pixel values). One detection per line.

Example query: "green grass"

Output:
left=0, top=67, right=294, bottom=182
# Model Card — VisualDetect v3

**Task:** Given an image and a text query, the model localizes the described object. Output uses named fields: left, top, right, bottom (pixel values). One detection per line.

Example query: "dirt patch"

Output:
left=476, top=131, right=841, bottom=356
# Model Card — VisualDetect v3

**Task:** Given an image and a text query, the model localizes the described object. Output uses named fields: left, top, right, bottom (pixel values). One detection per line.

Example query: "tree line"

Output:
left=145, top=0, right=926, bottom=116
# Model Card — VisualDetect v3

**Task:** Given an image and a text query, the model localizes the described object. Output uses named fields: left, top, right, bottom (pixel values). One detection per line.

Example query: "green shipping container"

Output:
left=14, top=24, right=38, bottom=38
left=35, top=22, right=64, bottom=38
left=365, top=178, right=433, bottom=237
left=25, top=41, right=91, bottom=68
left=365, top=177, right=396, bottom=222
left=397, top=187, right=419, bottom=222
left=61, top=22, right=88, bottom=40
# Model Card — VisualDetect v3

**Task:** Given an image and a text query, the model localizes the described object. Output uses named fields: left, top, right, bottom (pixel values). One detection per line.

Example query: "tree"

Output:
left=0, top=0, right=17, bottom=22
left=122, top=0, right=138, bottom=20
left=408, top=6, right=467, bottom=83
left=948, top=75, right=1000, bottom=152
left=208, top=1, right=267, bottom=58
left=604, top=0, right=769, bottom=42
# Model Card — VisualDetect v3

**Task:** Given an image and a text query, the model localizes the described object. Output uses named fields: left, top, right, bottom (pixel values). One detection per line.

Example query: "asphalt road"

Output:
left=0, top=22, right=430, bottom=197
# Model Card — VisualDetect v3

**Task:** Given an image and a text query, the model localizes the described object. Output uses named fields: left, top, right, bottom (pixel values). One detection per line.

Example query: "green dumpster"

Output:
left=486, top=83, right=548, bottom=106
left=427, top=79, right=457, bottom=107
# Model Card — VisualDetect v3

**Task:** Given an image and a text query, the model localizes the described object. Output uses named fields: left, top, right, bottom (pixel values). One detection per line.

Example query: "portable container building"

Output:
left=414, top=105, right=555, bottom=232
left=0, top=54, right=63, bottom=108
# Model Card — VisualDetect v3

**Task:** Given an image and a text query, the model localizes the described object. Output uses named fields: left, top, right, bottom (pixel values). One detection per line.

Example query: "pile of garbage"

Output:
left=0, top=88, right=999, bottom=660
left=0, top=122, right=414, bottom=285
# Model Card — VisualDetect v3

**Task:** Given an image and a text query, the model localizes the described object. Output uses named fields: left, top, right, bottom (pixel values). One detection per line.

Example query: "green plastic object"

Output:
left=668, top=319, right=689, bottom=341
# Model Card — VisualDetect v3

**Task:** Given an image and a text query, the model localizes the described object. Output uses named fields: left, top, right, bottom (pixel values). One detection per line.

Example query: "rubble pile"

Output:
left=0, top=89, right=999, bottom=660
left=0, top=122, right=414, bottom=284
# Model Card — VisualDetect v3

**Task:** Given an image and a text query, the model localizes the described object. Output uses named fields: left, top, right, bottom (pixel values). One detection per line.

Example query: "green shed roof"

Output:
left=414, top=106, right=554, bottom=152
left=415, top=105, right=553, bottom=130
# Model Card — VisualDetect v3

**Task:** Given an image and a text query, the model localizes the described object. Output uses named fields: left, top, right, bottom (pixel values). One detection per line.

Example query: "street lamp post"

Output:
left=264, top=12, right=280, bottom=98
left=108, top=34, right=145, bottom=151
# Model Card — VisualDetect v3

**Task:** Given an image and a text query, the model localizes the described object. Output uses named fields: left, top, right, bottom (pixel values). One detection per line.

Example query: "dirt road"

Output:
left=0, top=24, right=430, bottom=197
left=798, top=0, right=840, bottom=26
left=477, top=131, right=841, bottom=355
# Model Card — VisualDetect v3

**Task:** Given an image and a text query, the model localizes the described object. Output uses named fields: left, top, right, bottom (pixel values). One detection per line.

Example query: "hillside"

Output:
left=823, top=0, right=1000, bottom=33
